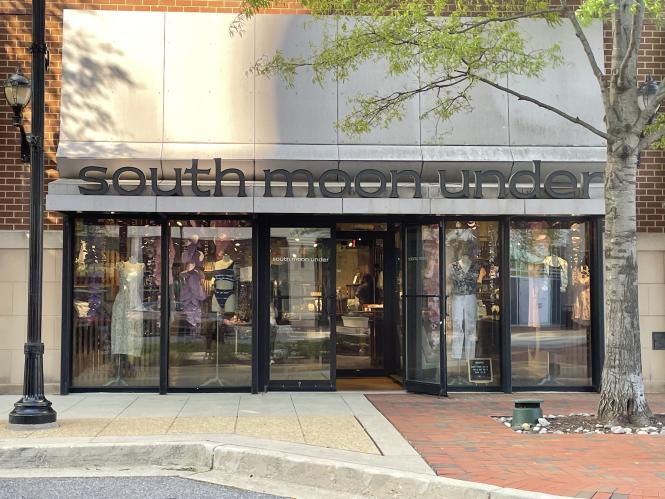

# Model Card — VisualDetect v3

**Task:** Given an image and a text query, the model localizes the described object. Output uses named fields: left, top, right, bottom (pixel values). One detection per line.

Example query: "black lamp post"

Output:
left=2, top=0, right=57, bottom=427
left=638, top=74, right=659, bottom=111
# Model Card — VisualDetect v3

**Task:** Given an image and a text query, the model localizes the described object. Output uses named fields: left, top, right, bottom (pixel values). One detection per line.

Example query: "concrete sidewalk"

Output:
left=0, top=392, right=569, bottom=498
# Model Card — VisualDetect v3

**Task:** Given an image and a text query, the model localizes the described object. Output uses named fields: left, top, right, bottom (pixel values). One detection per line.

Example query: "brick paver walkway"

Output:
left=368, top=393, right=665, bottom=499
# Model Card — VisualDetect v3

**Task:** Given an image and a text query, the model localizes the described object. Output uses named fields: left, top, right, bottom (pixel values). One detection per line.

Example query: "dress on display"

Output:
left=573, top=267, right=591, bottom=323
left=111, top=261, right=145, bottom=357
left=179, top=268, right=208, bottom=327
left=528, top=256, right=568, bottom=327
left=449, top=260, right=482, bottom=359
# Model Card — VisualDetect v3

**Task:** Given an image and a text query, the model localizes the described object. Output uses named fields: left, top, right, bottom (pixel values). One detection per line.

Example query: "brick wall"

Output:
left=0, top=4, right=663, bottom=231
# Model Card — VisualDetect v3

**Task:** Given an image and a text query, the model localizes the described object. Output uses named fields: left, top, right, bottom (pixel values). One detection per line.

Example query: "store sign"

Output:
left=78, top=160, right=602, bottom=199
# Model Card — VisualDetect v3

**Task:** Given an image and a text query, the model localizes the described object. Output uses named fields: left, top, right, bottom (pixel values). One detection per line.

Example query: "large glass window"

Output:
left=510, top=220, right=592, bottom=386
left=269, top=227, right=333, bottom=383
left=168, top=220, right=253, bottom=388
left=445, top=221, right=501, bottom=388
left=72, top=218, right=161, bottom=387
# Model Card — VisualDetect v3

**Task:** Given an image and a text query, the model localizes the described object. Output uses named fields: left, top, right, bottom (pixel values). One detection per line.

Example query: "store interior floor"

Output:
left=336, top=377, right=403, bottom=391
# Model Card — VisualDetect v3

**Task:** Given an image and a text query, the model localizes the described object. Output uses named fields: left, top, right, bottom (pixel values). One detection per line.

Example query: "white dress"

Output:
left=111, top=261, right=144, bottom=357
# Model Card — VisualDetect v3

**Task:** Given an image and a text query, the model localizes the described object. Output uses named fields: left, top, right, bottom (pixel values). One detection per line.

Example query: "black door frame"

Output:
left=261, top=216, right=337, bottom=391
left=335, top=230, right=393, bottom=378
left=402, top=218, right=447, bottom=396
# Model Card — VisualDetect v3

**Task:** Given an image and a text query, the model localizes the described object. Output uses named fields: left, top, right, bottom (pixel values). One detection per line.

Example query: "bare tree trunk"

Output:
left=597, top=143, right=652, bottom=426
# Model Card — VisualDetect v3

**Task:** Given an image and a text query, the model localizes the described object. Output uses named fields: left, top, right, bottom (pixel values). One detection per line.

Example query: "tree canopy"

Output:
left=235, top=0, right=664, bottom=151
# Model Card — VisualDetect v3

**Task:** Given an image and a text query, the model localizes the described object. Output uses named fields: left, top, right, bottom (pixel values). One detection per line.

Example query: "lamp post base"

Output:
left=9, top=398, right=57, bottom=426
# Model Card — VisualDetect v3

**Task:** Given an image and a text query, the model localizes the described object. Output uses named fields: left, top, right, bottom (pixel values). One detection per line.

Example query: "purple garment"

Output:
left=181, top=240, right=200, bottom=266
left=179, top=269, right=207, bottom=327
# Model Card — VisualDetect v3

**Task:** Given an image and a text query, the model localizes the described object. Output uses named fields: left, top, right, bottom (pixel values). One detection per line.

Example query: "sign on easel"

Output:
left=468, top=358, right=493, bottom=383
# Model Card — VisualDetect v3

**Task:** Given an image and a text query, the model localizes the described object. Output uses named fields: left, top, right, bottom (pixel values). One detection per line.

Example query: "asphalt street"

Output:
left=0, top=477, right=284, bottom=499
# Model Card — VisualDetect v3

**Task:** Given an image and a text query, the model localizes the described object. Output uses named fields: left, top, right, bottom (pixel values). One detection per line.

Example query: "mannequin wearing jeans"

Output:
left=450, top=255, right=484, bottom=359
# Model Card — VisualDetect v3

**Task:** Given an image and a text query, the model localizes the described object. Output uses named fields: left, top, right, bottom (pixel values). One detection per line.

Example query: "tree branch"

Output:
left=638, top=124, right=665, bottom=150
left=560, top=0, right=610, bottom=111
left=471, top=73, right=610, bottom=140
left=453, top=9, right=564, bottom=34
left=616, top=0, right=644, bottom=90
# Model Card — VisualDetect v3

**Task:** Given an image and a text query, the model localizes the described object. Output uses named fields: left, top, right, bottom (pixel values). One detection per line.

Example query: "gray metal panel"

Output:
left=254, top=15, right=338, bottom=144
left=60, top=10, right=165, bottom=143
left=338, top=18, right=420, bottom=145
left=421, top=76, right=510, bottom=146
left=163, top=13, right=255, bottom=144
left=507, top=20, right=606, bottom=146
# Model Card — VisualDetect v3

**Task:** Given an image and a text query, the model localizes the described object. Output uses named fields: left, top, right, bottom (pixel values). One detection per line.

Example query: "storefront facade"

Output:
left=39, top=9, right=613, bottom=395
left=55, top=212, right=604, bottom=395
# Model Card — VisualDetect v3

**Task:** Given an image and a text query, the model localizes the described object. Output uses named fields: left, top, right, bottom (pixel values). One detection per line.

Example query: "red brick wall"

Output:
left=636, top=23, right=665, bottom=233
left=0, top=4, right=663, bottom=231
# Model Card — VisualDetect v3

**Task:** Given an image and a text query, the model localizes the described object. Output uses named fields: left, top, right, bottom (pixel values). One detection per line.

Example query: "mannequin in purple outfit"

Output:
left=179, top=235, right=207, bottom=328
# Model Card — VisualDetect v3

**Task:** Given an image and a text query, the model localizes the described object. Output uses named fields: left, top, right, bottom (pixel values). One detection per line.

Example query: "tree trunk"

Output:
left=597, top=144, right=652, bottom=426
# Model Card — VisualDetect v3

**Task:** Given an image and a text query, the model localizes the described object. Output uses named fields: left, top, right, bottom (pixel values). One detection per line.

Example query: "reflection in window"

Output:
left=269, top=228, right=332, bottom=382
left=72, top=218, right=161, bottom=387
left=510, top=220, right=592, bottom=386
left=445, top=221, right=501, bottom=388
left=168, top=220, right=253, bottom=388
left=404, top=224, right=441, bottom=384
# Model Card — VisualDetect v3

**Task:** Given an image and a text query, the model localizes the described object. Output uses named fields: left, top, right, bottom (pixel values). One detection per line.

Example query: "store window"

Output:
left=444, top=221, right=501, bottom=388
left=510, top=220, right=592, bottom=387
left=269, top=227, right=333, bottom=383
left=168, top=220, right=253, bottom=388
left=72, top=217, right=161, bottom=387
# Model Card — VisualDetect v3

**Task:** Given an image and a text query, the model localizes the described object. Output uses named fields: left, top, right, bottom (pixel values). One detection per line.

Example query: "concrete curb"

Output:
left=0, top=441, right=572, bottom=499
left=211, top=445, right=572, bottom=499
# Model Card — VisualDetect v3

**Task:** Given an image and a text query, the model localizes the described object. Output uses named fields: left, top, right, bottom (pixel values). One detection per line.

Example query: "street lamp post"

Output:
left=2, top=0, right=57, bottom=426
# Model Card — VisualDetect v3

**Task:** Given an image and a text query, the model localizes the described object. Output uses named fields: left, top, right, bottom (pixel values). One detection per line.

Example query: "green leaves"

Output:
left=244, top=0, right=570, bottom=137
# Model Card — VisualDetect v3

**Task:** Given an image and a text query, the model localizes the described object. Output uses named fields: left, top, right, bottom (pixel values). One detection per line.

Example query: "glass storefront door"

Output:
left=404, top=222, right=445, bottom=395
left=268, top=226, right=335, bottom=389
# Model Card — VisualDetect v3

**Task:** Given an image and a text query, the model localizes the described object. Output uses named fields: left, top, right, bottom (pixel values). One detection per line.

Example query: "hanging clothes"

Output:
left=111, top=261, right=145, bottom=357
left=179, top=268, right=208, bottom=327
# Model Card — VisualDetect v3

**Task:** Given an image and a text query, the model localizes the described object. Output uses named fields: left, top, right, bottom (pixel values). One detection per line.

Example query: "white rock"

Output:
left=515, top=430, right=522, bottom=433
left=557, top=415, right=566, bottom=418
left=538, top=418, right=550, bottom=427
left=595, top=430, right=603, bottom=433
left=504, top=422, right=511, bottom=427
left=646, top=426, right=658, bottom=432
left=611, top=426, right=624, bottom=434
left=521, top=423, right=531, bottom=431
left=539, top=428, right=548, bottom=434
left=595, top=424, right=603, bottom=428
left=637, top=430, right=648, bottom=435
left=547, top=414, right=556, bottom=419
left=554, top=430, right=564, bottom=434
left=581, top=413, right=591, bottom=417
left=624, top=428, right=633, bottom=434
left=499, top=417, right=506, bottom=423
left=660, top=429, right=665, bottom=434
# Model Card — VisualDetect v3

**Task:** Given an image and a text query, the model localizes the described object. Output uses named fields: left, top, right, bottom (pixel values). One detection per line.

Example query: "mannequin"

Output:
left=211, top=243, right=237, bottom=314
left=448, top=242, right=485, bottom=361
left=109, top=257, right=145, bottom=384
